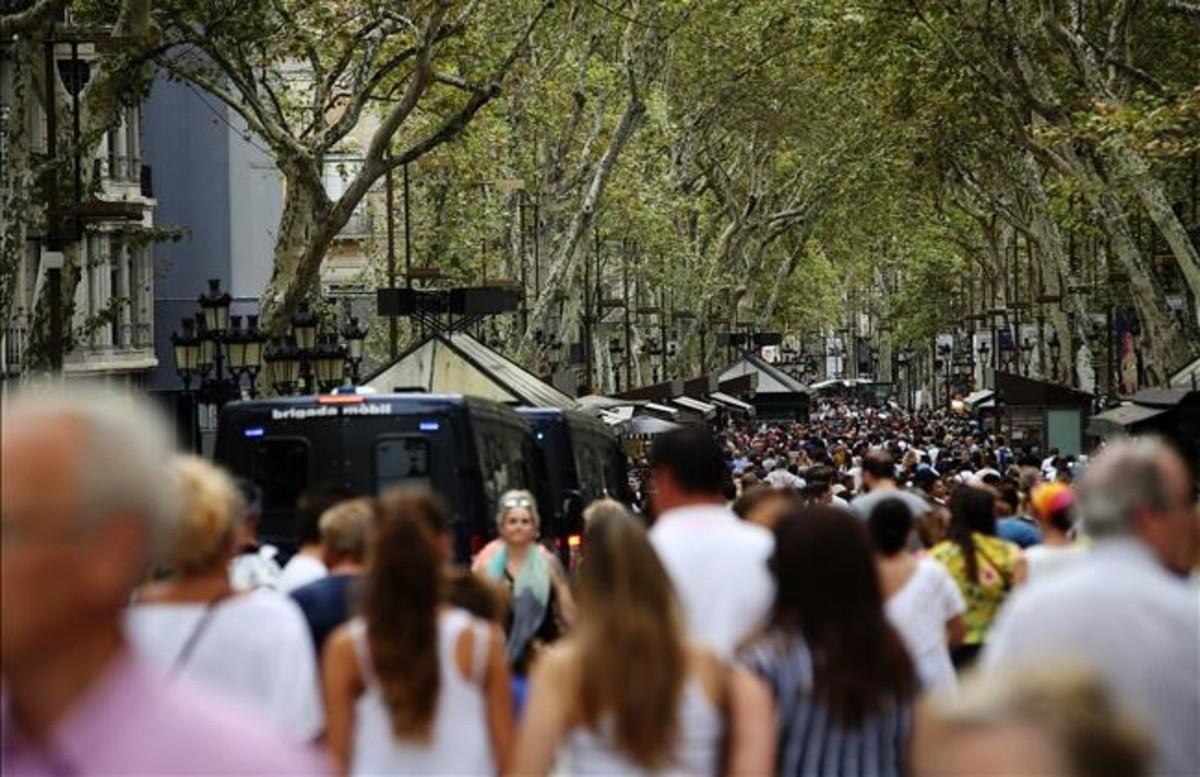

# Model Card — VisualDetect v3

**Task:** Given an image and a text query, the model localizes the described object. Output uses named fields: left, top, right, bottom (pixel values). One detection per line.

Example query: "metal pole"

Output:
left=659, top=289, right=668, bottom=381
left=403, top=163, right=412, bottom=288
left=623, top=242, right=632, bottom=390
left=70, top=40, right=81, bottom=224
left=386, top=162, right=398, bottom=358
left=533, top=197, right=540, bottom=298
left=519, top=194, right=527, bottom=333
left=583, top=230, right=591, bottom=393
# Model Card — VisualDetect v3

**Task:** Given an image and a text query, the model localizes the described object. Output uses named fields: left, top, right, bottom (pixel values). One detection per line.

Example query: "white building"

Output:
left=1, top=29, right=157, bottom=388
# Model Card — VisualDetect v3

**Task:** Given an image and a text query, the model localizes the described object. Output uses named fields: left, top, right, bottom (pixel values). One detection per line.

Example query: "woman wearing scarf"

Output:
left=473, top=491, right=576, bottom=682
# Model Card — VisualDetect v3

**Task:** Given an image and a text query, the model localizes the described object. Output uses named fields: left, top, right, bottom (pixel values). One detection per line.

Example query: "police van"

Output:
left=214, top=392, right=552, bottom=564
left=517, top=407, right=633, bottom=545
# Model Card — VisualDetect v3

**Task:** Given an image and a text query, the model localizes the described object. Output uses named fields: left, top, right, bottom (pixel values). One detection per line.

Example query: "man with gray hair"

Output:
left=1, top=384, right=327, bottom=775
left=984, top=438, right=1199, bottom=777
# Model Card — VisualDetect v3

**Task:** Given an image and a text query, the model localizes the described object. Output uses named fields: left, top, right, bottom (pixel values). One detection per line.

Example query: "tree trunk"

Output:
left=258, top=165, right=334, bottom=333
left=519, top=92, right=646, bottom=357
left=1108, top=143, right=1200, bottom=304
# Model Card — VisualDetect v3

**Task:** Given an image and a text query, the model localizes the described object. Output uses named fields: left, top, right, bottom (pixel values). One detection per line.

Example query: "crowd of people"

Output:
left=2, top=385, right=1197, bottom=776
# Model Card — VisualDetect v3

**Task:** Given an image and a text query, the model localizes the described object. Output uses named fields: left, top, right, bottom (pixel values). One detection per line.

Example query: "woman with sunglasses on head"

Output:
left=472, top=490, right=576, bottom=678
left=512, top=507, right=774, bottom=776
left=323, top=489, right=514, bottom=776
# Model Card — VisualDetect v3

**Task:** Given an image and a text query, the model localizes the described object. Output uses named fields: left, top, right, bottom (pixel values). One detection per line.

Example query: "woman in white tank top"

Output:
left=512, top=507, right=775, bottom=776
left=323, top=490, right=513, bottom=776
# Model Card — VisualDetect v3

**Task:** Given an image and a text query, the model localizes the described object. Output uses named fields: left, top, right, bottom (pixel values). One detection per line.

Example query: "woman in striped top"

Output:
left=739, top=506, right=918, bottom=777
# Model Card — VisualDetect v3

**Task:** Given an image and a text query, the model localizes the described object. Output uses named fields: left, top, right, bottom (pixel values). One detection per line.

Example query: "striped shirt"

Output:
left=739, top=632, right=913, bottom=777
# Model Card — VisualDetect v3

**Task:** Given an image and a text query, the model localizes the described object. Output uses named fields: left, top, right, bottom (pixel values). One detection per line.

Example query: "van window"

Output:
left=478, top=427, right=526, bottom=517
left=252, top=439, right=309, bottom=512
left=375, top=437, right=432, bottom=490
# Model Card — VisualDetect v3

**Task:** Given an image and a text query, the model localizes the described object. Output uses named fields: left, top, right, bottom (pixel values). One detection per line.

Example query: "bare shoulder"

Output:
left=324, top=622, right=358, bottom=664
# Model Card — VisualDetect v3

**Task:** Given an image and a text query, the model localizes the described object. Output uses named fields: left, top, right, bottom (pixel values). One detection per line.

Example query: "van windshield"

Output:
left=252, top=438, right=309, bottom=512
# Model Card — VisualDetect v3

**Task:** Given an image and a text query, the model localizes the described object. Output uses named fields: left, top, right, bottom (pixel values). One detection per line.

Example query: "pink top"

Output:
left=1, top=650, right=330, bottom=776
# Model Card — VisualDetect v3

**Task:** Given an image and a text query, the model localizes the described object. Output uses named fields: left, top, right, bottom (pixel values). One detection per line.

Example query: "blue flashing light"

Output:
left=244, top=427, right=265, bottom=438
left=419, top=420, right=440, bottom=432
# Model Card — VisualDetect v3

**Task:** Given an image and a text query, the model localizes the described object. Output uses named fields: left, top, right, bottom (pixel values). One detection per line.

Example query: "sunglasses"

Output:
left=501, top=496, right=534, bottom=510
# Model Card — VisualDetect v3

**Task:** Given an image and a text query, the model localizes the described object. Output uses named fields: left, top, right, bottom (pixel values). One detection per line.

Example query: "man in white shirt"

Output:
left=647, top=427, right=775, bottom=657
left=985, top=439, right=1199, bottom=777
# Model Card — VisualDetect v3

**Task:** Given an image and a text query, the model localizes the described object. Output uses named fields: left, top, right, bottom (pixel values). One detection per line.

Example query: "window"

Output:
left=251, top=439, right=310, bottom=512
left=375, top=437, right=431, bottom=491
left=477, top=427, right=525, bottom=518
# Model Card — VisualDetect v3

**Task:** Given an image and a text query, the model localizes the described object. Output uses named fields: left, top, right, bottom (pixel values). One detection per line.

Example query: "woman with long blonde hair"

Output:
left=323, top=489, right=513, bottom=776
left=512, top=507, right=774, bottom=775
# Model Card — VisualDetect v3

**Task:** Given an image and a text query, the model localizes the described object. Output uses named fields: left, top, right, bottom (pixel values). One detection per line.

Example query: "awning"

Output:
left=710, top=391, right=754, bottom=412
left=672, top=396, right=716, bottom=416
left=643, top=402, right=680, bottom=418
left=1089, top=402, right=1169, bottom=433
left=626, top=415, right=680, bottom=437
left=964, top=389, right=995, bottom=410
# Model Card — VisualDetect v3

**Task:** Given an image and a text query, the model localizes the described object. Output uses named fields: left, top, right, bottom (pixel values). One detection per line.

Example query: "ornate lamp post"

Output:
left=341, top=317, right=369, bottom=383
left=609, top=337, right=624, bottom=392
left=1019, top=336, right=1035, bottom=376
left=170, top=279, right=267, bottom=451
left=1048, top=330, right=1062, bottom=381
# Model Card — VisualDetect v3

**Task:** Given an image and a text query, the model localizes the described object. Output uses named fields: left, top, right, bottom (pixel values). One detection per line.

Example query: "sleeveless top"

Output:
left=349, top=609, right=494, bottom=776
left=565, top=677, right=723, bottom=776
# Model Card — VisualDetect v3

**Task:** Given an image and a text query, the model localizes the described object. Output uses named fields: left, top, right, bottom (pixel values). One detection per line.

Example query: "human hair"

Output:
left=2, top=383, right=179, bottom=565
left=862, top=450, right=896, bottom=484
left=769, top=507, right=916, bottom=726
left=732, top=485, right=776, bottom=520
left=295, top=484, right=357, bottom=545
left=868, top=498, right=914, bottom=556
left=923, top=665, right=1151, bottom=777
left=495, top=489, right=539, bottom=532
left=169, top=456, right=245, bottom=575
left=319, top=497, right=374, bottom=560
left=575, top=507, right=686, bottom=769
left=1078, top=439, right=1181, bottom=538
left=947, top=486, right=997, bottom=584
left=649, top=426, right=727, bottom=496
left=582, top=498, right=628, bottom=529
left=362, top=488, right=447, bottom=740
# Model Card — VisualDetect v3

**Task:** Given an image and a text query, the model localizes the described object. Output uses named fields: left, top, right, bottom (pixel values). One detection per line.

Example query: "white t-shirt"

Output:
left=1024, top=544, right=1089, bottom=586
left=125, top=589, right=324, bottom=742
left=885, top=558, right=965, bottom=691
left=650, top=505, right=775, bottom=658
left=278, top=553, right=328, bottom=593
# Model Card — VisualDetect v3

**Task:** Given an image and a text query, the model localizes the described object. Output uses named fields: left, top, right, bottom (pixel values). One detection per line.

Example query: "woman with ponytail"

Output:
left=323, top=489, right=513, bottom=776
left=512, top=505, right=774, bottom=775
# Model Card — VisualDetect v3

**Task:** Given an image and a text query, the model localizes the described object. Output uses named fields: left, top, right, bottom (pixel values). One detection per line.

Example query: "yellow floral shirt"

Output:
left=930, top=534, right=1021, bottom=645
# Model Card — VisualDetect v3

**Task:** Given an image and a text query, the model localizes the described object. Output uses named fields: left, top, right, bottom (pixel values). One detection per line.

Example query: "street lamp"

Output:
left=170, top=317, right=203, bottom=391
left=263, top=337, right=302, bottom=395
left=1048, top=330, right=1062, bottom=381
left=609, top=337, right=624, bottom=392
left=341, top=317, right=369, bottom=383
left=198, top=278, right=232, bottom=335
left=313, top=334, right=348, bottom=393
left=977, top=340, right=991, bottom=373
left=1019, top=336, right=1035, bottom=376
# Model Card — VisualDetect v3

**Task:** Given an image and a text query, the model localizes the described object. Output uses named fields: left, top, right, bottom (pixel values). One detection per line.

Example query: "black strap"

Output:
left=170, top=592, right=232, bottom=676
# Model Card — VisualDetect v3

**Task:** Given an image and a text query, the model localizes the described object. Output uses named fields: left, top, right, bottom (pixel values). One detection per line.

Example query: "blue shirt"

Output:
left=997, top=516, right=1042, bottom=548
left=291, top=573, right=360, bottom=654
